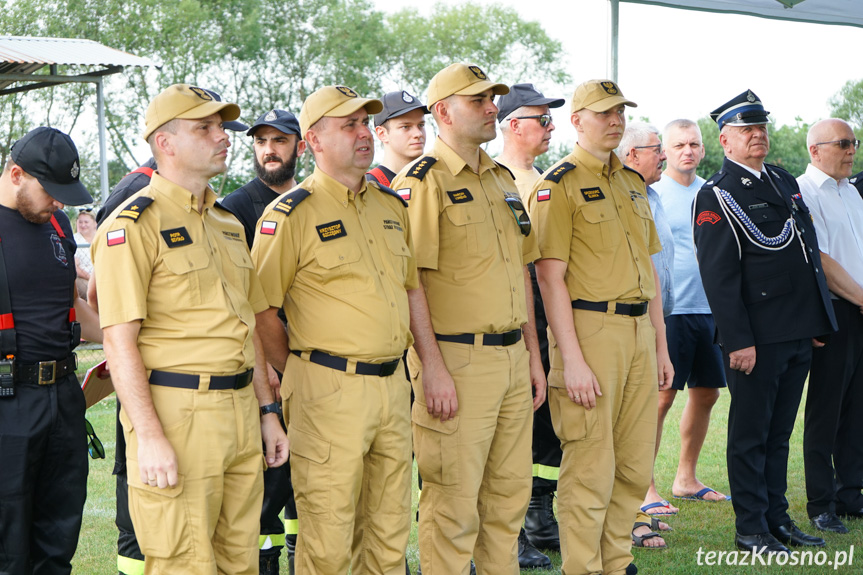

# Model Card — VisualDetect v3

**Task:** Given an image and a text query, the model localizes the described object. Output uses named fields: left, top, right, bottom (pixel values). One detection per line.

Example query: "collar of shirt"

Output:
left=150, top=172, right=218, bottom=213
left=312, top=166, right=368, bottom=205
left=571, top=143, right=624, bottom=181
left=804, top=162, right=848, bottom=191
left=433, top=136, right=498, bottom=177
left=726, top=157, right=765, bottom=180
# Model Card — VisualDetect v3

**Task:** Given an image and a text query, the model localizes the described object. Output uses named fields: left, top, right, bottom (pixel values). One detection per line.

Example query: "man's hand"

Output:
left=657, top=349, right=674, bottom=391
left=529, top=353, right=547, bottom=411
left=137, top=434, right=179, bottom=489
left=811, top=338, right=826, bottom=348
left=261, top=414, right=289, bottom=468
left=266, top=363, right=281, bottom=398
left=564, top=357, right=602, bottom=410
left=422, top=360, right=459, bottom=422
left=729, top=346, right=756, bottom=375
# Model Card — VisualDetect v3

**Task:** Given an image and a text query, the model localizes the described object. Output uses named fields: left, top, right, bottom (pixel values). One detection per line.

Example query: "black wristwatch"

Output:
left=260, top=402, right=282, bottom=417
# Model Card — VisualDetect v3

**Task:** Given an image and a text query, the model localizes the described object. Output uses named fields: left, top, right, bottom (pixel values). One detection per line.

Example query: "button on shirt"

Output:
left=93, top=172, right=267, bottom=374
left=797, top=163, right=863, bottom=290
left=647, top=185, right=674, bottom=315
left=391, top=137, right=539, bottom=335
left=528, top=145, right=660, bottom=302
left=252, top=168, right=418, bottom=363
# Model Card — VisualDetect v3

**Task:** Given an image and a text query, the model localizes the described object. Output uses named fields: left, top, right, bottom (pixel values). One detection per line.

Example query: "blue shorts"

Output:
left=666, top=314, right=726, bottom=390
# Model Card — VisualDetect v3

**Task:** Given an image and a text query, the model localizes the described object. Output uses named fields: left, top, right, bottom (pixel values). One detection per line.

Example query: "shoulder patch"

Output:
left=116, top=196, right=154, bottom=221
left=495, top=161, right=515, bottom=181
left=544, top=162, right=575, bottom=183
left=272, top=188, right=311, bottom=216
left=371, top=182, right=409, bottom=207
left=406, top=156, right=437, bottom=181
left=623, top=165, right=645, bottom=182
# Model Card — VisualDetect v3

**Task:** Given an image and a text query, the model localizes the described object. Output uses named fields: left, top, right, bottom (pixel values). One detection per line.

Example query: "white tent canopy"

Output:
left=608, top=0, right=863, bottom=80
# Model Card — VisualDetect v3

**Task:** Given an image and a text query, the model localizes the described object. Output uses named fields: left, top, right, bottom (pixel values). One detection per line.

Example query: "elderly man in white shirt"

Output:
left=796, top=118, right=863, bottom=535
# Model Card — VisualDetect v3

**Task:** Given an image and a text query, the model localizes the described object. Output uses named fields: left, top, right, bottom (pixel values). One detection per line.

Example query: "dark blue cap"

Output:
left=496, top=83, right=564, bottom=122
left=11, top=127, right=92, bottom=205
left=247, top=109, right=301, bottom=137
left=710, top=90, right=770, bottom=129
left=374, top=91, right=429, bottom=127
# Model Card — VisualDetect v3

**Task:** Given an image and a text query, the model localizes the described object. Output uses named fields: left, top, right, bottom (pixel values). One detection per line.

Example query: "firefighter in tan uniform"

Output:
left=93, top=84, right=289, bottom=575
left=529, top=79, right=673, bottom=575
left=391, top=63, right=546, bottom=575
left=252, top=85, right=417, bottom=575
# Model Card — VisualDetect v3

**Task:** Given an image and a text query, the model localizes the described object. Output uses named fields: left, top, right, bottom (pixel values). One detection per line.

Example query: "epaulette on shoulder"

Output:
left=369, top=181, right=408, bottom=207
left=765, top=163, right=792, bottom=181
left=623, top=165, right=645, bottom=182
left=703, top=171, right=727, bottom=188
left=495, top=161, right=515, bottom=181
left=272, top=188, right=310, bottom=216
left=116, top=196, right=154, bottom=222
left=544, top=162, right=575, bottom=183
left=405, top=156, right=437, bottom=181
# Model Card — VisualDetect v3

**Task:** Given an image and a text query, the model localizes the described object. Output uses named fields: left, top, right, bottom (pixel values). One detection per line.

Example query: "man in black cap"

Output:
left=693, top=90, right=836, bottom=554
left=367, top=90, right=429, bottom=188
left=495, top=83, right=564, bottom=569
left=221, top=108, right=305, bottom=575
left=0, top=126, right=101, bottom=573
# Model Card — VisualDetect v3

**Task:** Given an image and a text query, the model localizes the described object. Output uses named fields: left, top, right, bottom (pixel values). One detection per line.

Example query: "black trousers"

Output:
left=804, top=298, right=863, bottom=517
left=529, top=263, right=561, bottom=495
left=0, top=373, right=88, bottom=575
left=725, top=338, right=810, bottom=535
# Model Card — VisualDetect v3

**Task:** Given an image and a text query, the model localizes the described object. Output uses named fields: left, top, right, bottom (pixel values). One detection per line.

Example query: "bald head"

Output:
left=806, top=118, right=857, bottom=181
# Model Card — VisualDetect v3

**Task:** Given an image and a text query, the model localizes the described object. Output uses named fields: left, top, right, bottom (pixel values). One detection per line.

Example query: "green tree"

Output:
left=696, top=117, right=722, bottom=180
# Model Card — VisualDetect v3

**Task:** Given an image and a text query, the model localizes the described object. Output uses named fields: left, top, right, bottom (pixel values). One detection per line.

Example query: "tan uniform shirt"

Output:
left=392, top=137, right=540, bottom=335
left=92, top=172, right=267, bottom=374
left=251, top=167, right=418, bottom=363
left=528, top=145, right=660, bottom=302
left=495, top=159, right=541, bottom=203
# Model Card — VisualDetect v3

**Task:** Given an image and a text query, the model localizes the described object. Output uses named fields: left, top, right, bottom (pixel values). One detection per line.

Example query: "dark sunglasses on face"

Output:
left=514, top=114, right=552, bottom=128
left=504, top=196, right=532, bottom=237
left=814, top=139, right=860, bottom=150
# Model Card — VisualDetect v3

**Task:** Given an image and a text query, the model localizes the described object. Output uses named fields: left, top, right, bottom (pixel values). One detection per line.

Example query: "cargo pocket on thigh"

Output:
left=126, top=461, right=190, bottom=559
left=548, top=387, right=598, bottom=442
left=289, top=427, right=331, bottom=516
left=411, top=402, right=459, bottom=486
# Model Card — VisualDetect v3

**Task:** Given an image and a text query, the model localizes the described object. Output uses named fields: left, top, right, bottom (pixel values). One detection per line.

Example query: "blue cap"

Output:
left=710, top=90, right=770, bottom=128
left=247, top=109, right=301, bottom=137
left=496, top=83, right=564, bottom=122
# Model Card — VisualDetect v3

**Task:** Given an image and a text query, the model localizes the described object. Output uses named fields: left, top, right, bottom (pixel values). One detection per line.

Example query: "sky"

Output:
left=371, top=0, right=863, bottom=151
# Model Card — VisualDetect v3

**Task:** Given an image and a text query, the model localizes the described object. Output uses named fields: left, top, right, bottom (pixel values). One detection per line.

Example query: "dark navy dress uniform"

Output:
left=693, top=157, right=836, bottom=536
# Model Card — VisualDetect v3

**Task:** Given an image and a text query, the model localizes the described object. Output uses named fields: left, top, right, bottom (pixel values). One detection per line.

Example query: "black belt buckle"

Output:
left=500, top=330, right=521, bottom=346
left=378, top=358, right=400, bottom=377
left=0, top=358, right=14, bottom=397
left=38, top=361, right=57, bottom=385
left=627, top=302, right=649, bottom=317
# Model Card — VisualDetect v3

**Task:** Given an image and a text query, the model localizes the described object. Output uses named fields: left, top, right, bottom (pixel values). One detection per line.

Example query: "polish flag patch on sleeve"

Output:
left=537, top=189, right=551, bottom=202
left=397, top=188, right=411, bottom=201
left=260, top=220, right=277, bottom=235
left=106, top=229, right=126, bottom=246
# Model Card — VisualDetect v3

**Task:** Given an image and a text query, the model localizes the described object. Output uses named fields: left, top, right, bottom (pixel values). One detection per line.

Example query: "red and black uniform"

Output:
left=0, top=206, right=88, bottom=574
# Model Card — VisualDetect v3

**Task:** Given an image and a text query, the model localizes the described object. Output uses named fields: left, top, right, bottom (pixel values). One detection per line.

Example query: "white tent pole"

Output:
left=607, top=0, right=619, bottom=82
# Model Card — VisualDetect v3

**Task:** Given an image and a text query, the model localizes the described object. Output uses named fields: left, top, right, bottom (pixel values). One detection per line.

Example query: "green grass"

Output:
left=73, top=386, right=862, bottom=574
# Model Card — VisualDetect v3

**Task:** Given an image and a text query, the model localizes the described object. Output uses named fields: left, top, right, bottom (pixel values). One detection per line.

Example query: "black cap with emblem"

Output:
left=496, top=83, right=564, bottom=122
left=374, top=91, right=430, bottom=127
left=247, top=109, right=301, bottom=137
left=10, top=126, right=93, bottom=206
left=710, top=90, right=770, bottom=129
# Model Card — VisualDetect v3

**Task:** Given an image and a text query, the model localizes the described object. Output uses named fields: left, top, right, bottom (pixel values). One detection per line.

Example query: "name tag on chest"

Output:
left=316, top=220, right=347, bottom=241
left=160, top=227, right=192, bottom=247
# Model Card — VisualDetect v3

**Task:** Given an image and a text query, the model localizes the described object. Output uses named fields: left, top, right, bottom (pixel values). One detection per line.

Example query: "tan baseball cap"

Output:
left=143, top=84, right=241, bottom=141
left=570, top=79, right=637, bottom=113
left=426, top=63, right=509, bottom=107
left=299, top=86, right=383, bottom=135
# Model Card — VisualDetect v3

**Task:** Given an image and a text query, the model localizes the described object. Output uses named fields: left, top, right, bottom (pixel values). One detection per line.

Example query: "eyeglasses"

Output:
left=85, top=418, right=105, bottom=460
left=504, top=196, right=532, bottom=237
left=514, top=114, right=552, bottom=128
left=814, top=139, right=860, bottom=150
left=633, top=144, right=663, bottom=155
left=78, top=207, right=93, bottom=213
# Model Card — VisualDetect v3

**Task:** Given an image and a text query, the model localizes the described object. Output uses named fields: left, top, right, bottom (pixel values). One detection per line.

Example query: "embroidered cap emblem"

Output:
left=336, top=86, right=358, bottom=98
left=265, top=110, right=277, bottom=121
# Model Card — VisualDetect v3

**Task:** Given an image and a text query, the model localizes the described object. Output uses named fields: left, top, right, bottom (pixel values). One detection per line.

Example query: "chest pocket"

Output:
left=444, top=203, right=488, bottom=254
left=313, top=241, right=365, bottom=295
left=579, top=203, right=621, bottom=248
left=383, top=232, right=410, bottom=284
left=223, top=243, right=255, bottom=294
left=631, top=196, right=653, bottom=220
left=162, top=247, right=216, bottom=306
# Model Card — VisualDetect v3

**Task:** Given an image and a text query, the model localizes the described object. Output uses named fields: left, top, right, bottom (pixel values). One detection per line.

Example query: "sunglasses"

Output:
left=514, top=114, right=552, bottom=128
left=85, top=418, right=105, bottom=460
left=814, top=139, right=860, bottom=150
left=504, top=196, right=532, bottom=237
left=78, top=207, right=94, bottom=213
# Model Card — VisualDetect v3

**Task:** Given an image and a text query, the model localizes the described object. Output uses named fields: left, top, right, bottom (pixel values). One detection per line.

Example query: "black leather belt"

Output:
left=292, top=350, right=401, bottom=377
left=572, top=299, right=648, bottom=317
left=14, top=355, right=77, bottom=385
left=572, top=299, right=649, bottom=317
left=149, top=369, right=253, bottom=390
left=435, top=329, right=522, bottom=347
